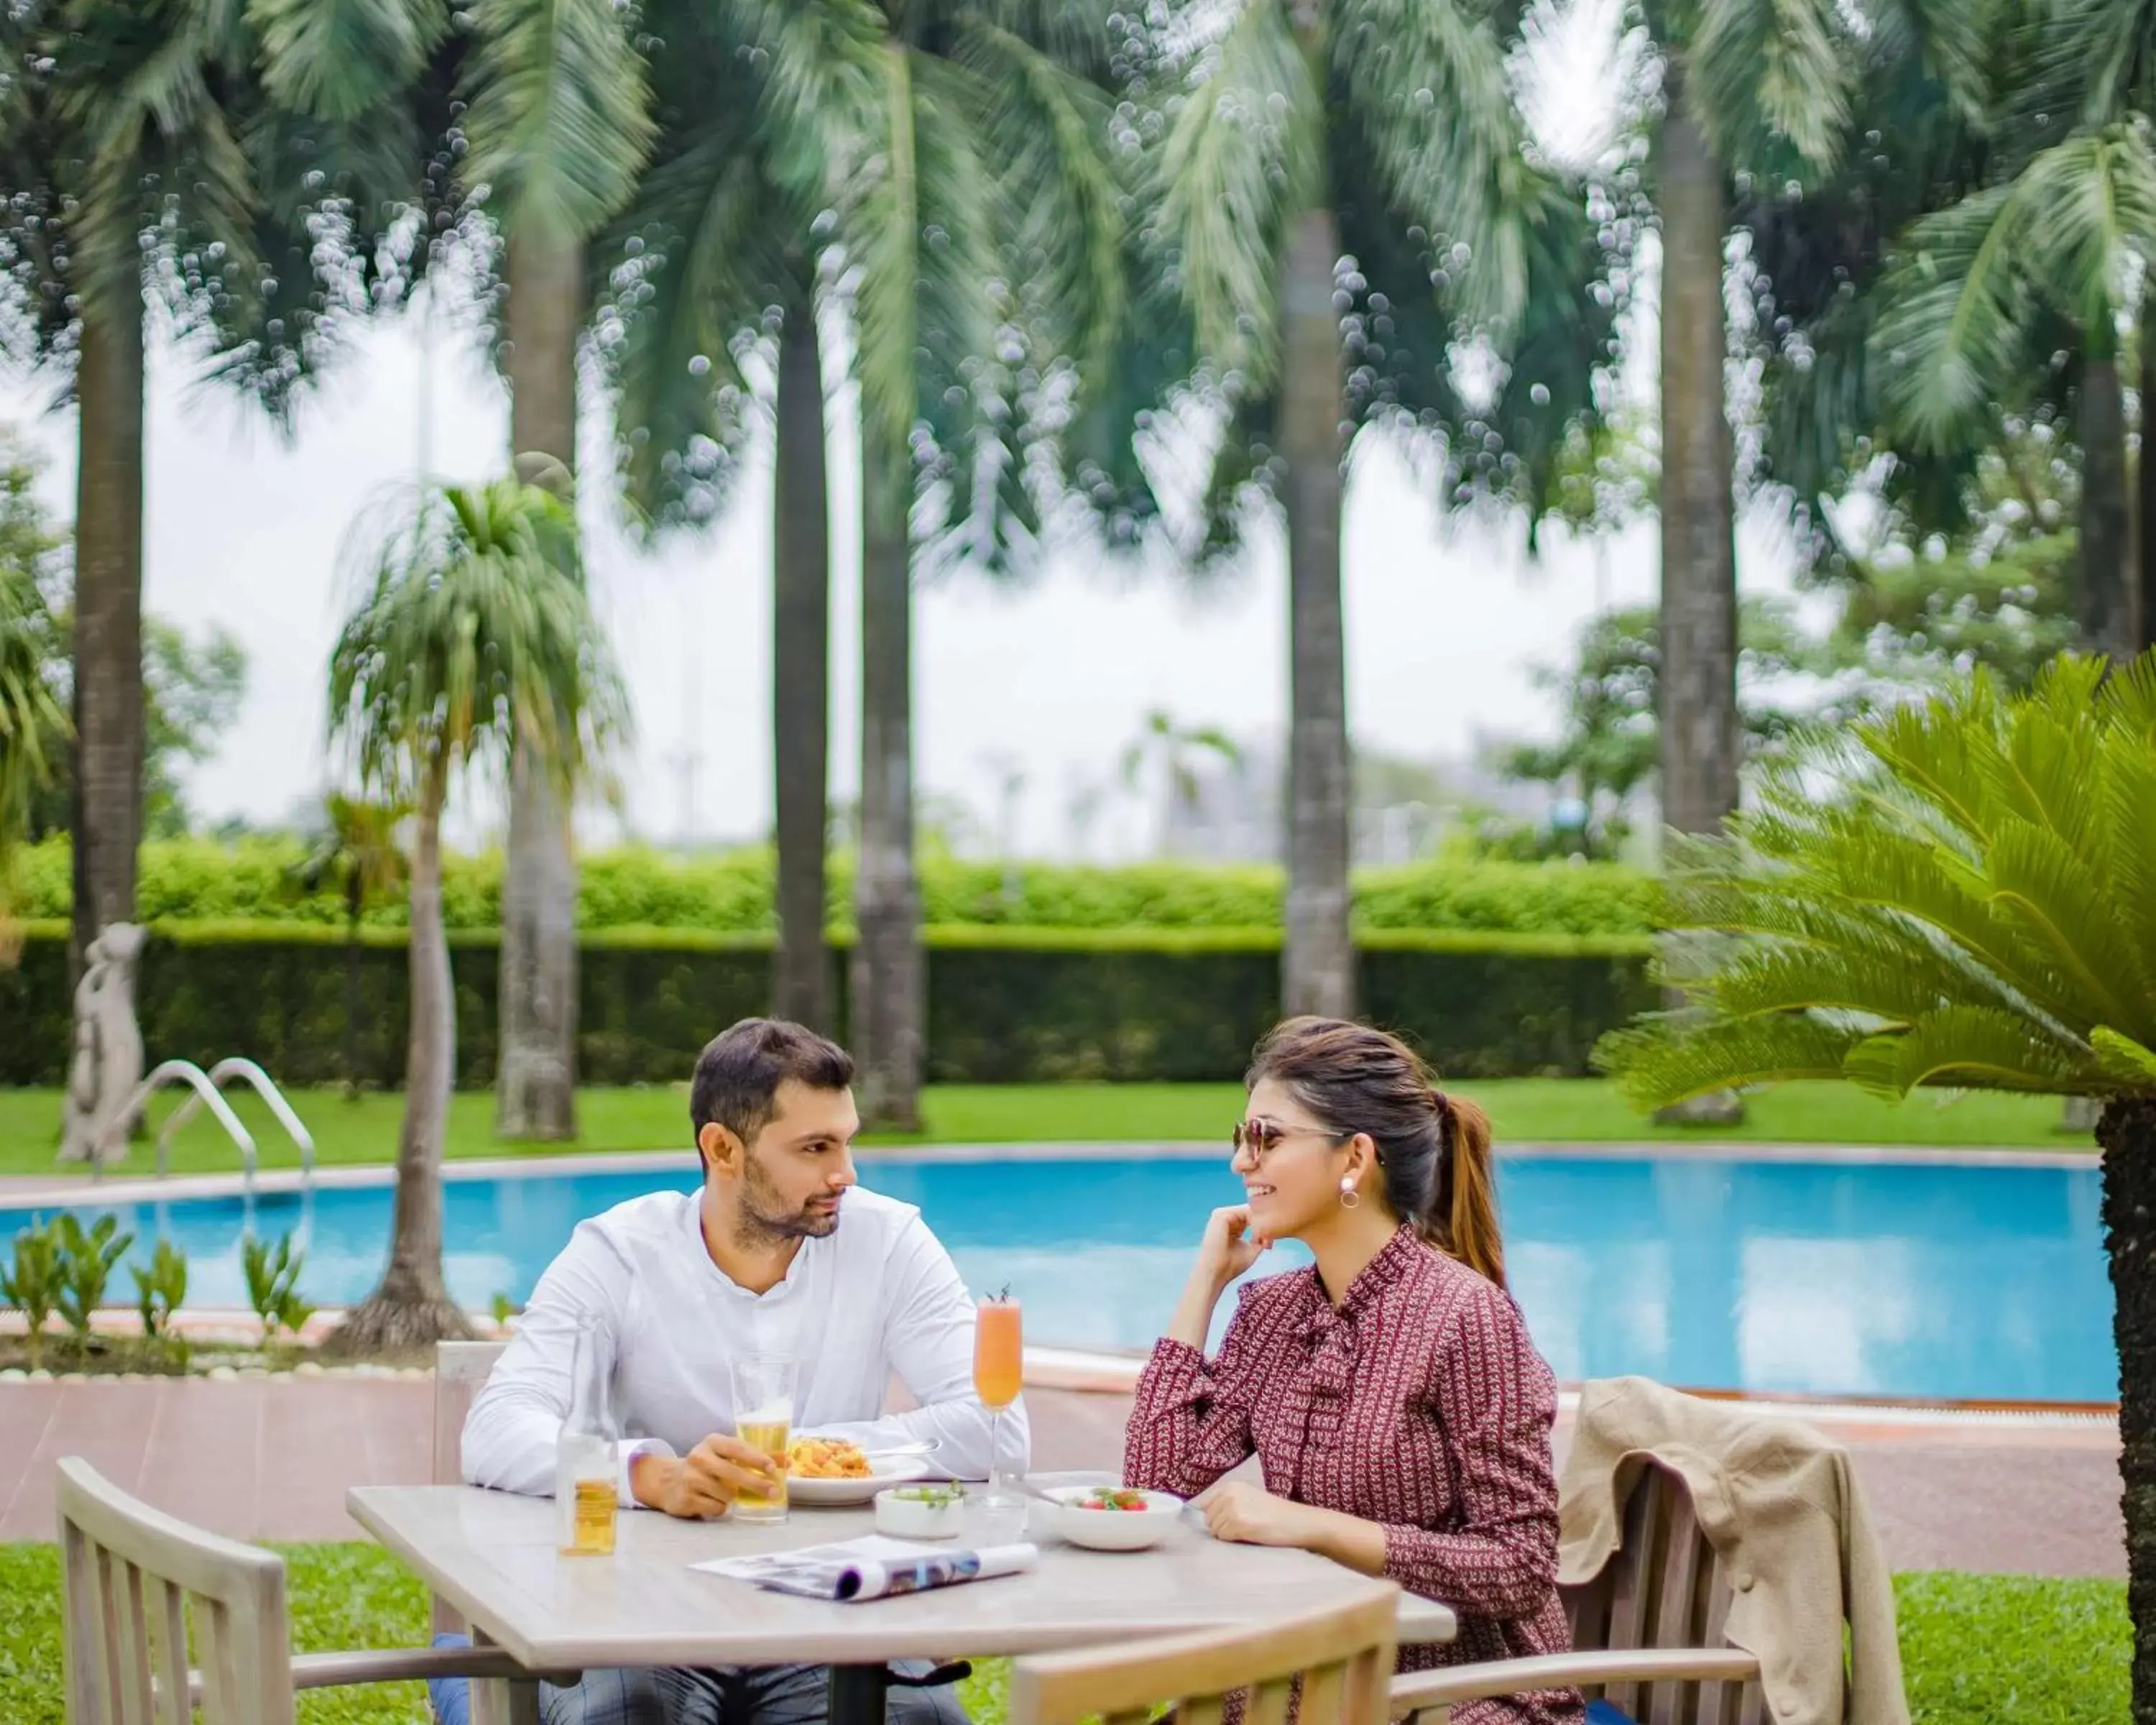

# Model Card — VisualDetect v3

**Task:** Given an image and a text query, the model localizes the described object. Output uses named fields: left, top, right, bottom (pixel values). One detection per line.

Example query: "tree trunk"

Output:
left=2081, top=348, right=2135, bottom=666
left=325, top=786, right=472, bottom=1356
left=1656, top=70, right=1741, bottom=839
left=496, top=232, right=584, bottom=1141
left=852, top=451, right=923, bottom=1131
left=1652, top=68, right=1745, bottom=1128
left=2139, top=330, right=2156, bottom=653
left=2097, top=1096, right=2156, bottom=1723
left=773, top=295, right=833, bottom=1033
left=1279, top=205, right=1355, bottom=1022
left=70, top=298, right=145, bottom=975
left=344, top=920, right=362, bottom=1096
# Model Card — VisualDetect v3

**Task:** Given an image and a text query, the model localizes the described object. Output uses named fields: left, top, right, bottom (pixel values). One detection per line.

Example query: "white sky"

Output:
left=0, top=0, right=1811, bottom=862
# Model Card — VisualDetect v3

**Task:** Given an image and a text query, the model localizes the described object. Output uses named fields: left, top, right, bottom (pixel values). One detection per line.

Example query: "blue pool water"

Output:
left=0, top=1153, right=2114, bottom=1402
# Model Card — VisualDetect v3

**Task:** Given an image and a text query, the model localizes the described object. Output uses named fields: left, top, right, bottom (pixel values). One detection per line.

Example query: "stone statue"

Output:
left=59, top=922, right=147, bottom=1165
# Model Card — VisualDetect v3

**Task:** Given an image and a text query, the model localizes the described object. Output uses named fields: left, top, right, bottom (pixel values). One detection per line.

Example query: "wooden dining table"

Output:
left=348, top=1482, right=1458, bottom=1725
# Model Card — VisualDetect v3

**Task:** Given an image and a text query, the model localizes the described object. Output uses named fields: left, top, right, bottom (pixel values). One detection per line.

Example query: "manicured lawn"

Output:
left=0, top=1543, right=2124, bottom=1725
left=0, top=1077, right=2091, bottom=1182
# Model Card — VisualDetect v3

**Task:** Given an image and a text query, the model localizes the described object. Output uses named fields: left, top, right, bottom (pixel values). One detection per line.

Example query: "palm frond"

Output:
left=328, top=477, right=630, bottom=804
left=1333, top=0, right=1529, bottom=326
left=249, top=0, right=446, bottom=121
left=1685, top=0, right=1854, bottom=173
left=1874, top=127, right=2156, bottom=453
left=1157, top=0, right=1315, bottom=387
left=951, top=19, right=1125, bottom=388
left=460, top=0, right=655, bottom=244
left=1841, top=1004, right=2091, bottom=1097
left=1595, top=1013, right=1863, bottom=1110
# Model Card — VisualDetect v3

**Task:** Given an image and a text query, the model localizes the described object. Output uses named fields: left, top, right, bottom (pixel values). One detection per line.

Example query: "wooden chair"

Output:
left=56, top=1456, right=525, bottom=1725
left=1389, top=1462, right=1762, bottom=1725
left=1010, top=1582, right=1401, bottom=1725
left=432, top=1340, right=510, bottom=1636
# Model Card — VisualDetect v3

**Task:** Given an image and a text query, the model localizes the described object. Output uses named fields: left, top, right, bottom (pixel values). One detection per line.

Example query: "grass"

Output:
left=0, top=1079, right=2093, bottom=1183
left=0, top=1545, right=2124, bottom=1725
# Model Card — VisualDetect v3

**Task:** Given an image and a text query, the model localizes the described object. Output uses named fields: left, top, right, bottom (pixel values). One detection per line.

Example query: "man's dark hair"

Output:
left=689, top=1018, right=854, bottom=1150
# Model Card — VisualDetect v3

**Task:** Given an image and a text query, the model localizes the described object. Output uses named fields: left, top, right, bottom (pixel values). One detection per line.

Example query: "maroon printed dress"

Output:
left=1124, top=1226, right=1583, bottom=1725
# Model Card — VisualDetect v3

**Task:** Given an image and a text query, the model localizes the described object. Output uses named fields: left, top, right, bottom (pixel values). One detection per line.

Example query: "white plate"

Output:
left=788, top=1455, right=934, bottom=1506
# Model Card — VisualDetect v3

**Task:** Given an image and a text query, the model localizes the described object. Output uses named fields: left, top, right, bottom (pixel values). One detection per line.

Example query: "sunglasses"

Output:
left=1230, top=1119, right=1341, bottom=1160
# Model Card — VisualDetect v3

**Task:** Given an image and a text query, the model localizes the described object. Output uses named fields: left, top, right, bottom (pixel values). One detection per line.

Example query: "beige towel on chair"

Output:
left=1558, top=1376, right=1907, bottom=1725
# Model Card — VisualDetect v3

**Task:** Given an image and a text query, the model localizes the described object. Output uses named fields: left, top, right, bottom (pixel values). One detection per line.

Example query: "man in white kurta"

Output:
left=453, top=1017, right=1026, bottom=1725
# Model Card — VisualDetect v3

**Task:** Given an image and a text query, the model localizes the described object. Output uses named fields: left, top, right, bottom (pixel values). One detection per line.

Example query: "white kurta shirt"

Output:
left=461, top=1185, right=1026, bottom=1504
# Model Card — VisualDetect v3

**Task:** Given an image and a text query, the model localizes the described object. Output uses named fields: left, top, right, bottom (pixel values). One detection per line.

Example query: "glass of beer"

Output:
left=973, top=1294, right=1023, bottom=1510
left=729, top=1353, right=797, bottom=1524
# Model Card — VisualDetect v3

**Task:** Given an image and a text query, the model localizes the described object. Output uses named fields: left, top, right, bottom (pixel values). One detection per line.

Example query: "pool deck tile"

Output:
left=0, top=1379, right=2127, bottom=1581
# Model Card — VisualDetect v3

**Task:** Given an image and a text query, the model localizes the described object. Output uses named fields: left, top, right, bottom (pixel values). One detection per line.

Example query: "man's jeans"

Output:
left=428, top=1637, right=970, bottom=1725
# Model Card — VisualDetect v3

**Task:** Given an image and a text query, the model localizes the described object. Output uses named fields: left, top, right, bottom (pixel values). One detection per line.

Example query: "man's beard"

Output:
left=735, top=1156, right=840, bottom=1248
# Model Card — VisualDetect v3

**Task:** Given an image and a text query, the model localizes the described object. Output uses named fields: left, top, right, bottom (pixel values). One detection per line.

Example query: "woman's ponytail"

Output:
left=1420, top=1092, right=1504, bottom=1290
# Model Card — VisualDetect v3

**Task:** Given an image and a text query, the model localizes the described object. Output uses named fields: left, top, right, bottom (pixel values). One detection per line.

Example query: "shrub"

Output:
left=51, top=1214, right=132, bottom=1358
left=132, top=1240, right=189, bottom=1369
left=0, top=923, right=1657, bottom=1085
left=6, top=836, right=1659, bottom=936
left=242, top=1232, right=313, bottom=1344
left=0, top=1220, right=63, bottom=1368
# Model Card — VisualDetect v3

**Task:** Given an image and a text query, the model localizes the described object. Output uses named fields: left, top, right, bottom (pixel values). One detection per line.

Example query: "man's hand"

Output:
left=630, top=1435, right=783, bottom=1519
left=1198, top=1480, right=1323, bottom=1549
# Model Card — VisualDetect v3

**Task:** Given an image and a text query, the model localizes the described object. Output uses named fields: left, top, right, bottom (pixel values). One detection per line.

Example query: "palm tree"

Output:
left=0, top=1, right=386, bottom=973
left=291, top=794, right=411, bottom=1095
left=592, top=2, right=881, bottom=1038
left=325, top=477, right=627, bottom=1353
left=1120, top=709, right=1242, bottom=857
left=1872, top=125, right=2156, bottom=668
left=1593, top=652, right=2156, bottom=1721
left=1140, top=0, right=1616, bottom=1019
left=832, top=0, right=1127, bottom=1128
left=1592, top=1, right=1984, bottom=850
left=458, top=0, right=655, bottom=1140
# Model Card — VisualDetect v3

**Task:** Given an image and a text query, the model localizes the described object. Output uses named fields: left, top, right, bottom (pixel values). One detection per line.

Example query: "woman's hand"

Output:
left=1164, top=1205, right=1271, bottom=1352
left=1197, top=1480, right=1322, bottom=1548
left=1196, top=1204, right=1269, bottom=1291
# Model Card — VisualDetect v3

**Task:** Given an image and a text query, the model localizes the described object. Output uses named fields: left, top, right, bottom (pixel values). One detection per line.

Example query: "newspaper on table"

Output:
left=693, top=1535, right=1038, bottom=1603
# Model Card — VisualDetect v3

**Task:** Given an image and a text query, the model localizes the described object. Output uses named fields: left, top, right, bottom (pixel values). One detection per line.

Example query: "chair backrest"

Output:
left=57, top=1457, right=295, bottom=1725
left=1560, top=1460, right=1765, bottom=1725
left=1010, top=1582, right=1401, bottom=1725
left=433, top=1340, right=509, bottom=1487
left=429, top=1340, right=509, bottom=1637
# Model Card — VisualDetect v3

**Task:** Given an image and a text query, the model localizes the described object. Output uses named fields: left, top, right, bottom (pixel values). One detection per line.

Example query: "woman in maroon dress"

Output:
left=1124, top=1018, right=1582, bottom=1725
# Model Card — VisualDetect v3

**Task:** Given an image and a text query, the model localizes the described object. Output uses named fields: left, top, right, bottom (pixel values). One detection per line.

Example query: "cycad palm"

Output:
left=1595, top=652, right=2156, bottom=1716
left=326, top=477, right=626, bottom=1352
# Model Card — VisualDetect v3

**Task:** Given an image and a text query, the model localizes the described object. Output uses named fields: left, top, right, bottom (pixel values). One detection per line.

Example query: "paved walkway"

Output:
left=0, top=1379, right=2124, bottom=1578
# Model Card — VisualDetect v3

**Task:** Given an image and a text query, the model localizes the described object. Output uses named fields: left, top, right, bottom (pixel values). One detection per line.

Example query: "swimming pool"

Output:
left=0, top=1150, right=2114, bottom=1403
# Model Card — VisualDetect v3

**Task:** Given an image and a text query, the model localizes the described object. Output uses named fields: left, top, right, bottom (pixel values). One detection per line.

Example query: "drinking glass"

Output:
left=729, top=1353, right=797, bottom=1524
left=972, top=1295, right=1023, bottom=1510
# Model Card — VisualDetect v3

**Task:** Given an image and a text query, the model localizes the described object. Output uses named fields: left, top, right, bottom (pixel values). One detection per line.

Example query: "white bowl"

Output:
left=1041, top=1485, right=1185, bottom=1552
left=789, top=1455, right=934, bottom=1506
left=873, top=1485, right=969, bottom=1540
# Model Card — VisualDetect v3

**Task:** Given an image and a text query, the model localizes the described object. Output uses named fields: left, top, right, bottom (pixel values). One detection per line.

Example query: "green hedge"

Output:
left=4, top=837, right=1662, bottom=936
left=0, top=923, right=1656, bottom=1085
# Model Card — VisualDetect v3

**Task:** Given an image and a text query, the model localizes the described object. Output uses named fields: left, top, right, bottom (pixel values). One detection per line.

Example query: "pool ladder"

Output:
left=91, top=1058, right=316, bottom=1200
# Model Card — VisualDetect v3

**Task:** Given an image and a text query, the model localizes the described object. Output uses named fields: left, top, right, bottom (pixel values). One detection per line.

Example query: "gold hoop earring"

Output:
left=1338, top=1177, right=1360, bottom=1210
